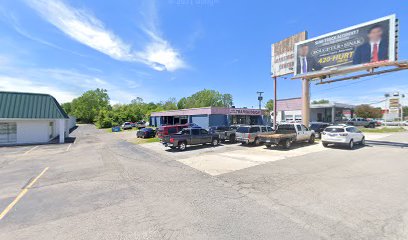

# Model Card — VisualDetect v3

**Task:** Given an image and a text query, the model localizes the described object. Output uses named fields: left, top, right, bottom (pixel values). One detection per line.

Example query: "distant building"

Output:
left=150, top=107, right=268, bottom=128
left=276, top=97, right=355, bottom=123
left=0, top=91, right=75, bottom=145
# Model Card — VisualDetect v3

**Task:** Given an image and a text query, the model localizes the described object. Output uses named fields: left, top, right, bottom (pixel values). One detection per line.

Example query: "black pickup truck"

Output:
left=162, top=128, right=220, bottom=151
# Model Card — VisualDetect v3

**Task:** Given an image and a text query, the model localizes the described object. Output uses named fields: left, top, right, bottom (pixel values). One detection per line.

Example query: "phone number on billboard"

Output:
left=318, top=51, right=354, bottom=64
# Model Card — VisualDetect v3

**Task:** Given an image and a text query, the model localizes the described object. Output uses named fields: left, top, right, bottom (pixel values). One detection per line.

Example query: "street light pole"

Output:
left=257, top=91, right=264, bottom=110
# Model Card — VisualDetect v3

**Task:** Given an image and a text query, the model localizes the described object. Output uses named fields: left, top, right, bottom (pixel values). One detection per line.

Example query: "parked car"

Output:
left=309, top=122, right=330, bottom=139
left=321, top=125, right=365, bottom=149
left=258, top=123, right=315, bottom=149
left=235, top=125, right=274, bottom=145
left=135, top=121, right=146, bottom=129
left=162, top=128, right=219, bottom=151
left=136, top=128, right=156, bottom=138
left=157, top=124, right=189, bottom=140
left=208, top=126, right=237, bottom=143
left=121, top=122, right=133, bottom=130
left=346, top=118, right=376, bottom=128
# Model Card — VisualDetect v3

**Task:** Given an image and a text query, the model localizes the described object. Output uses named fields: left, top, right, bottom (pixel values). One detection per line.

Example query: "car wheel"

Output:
left=322, top=142, right=329, bottom=147
left=308, top=134, right=315, bottom=144
left=254, top=138, right=261, bottom=146
left=265, top=144, right=271, bottom=148
left=348, top=140, right=354, bottom=150
left=212, top=138, right=219, bottom=146
left=283, top=139, right=291, bottom=149
left=179, top=142, right=187, bottom=151
left=360, top=137, right=365, bottom=145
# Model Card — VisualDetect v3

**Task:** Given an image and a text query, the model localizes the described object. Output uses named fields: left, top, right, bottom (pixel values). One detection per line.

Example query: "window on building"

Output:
left=0, top=122, right=17, bottom=144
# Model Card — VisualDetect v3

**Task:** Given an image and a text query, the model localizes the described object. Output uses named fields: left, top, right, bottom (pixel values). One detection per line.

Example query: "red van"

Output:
left=157, top=124, right=189, bottom=140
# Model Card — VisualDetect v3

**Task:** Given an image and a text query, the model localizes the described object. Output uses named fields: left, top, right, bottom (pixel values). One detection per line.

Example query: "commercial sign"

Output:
left=389, top=98, right=400, bottom=108
left=294, top=15, right=397, bottom=76
left=229, top=108, right=262, bottom=116
left=271, top=32, right=307, bottom=77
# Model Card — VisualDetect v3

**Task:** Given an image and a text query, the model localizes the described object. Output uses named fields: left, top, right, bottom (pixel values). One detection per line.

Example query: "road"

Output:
left=1, top=124, right=407, bottom=240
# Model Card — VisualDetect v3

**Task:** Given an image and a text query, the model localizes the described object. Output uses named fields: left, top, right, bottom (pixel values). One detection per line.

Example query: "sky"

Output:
left=0, top=0, right=407, bottom=108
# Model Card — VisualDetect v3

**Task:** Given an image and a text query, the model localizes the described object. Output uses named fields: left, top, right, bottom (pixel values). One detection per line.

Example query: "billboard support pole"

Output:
left=273, top=76, right=277, bottom=129
left=302, top=78, right=310, bottom=126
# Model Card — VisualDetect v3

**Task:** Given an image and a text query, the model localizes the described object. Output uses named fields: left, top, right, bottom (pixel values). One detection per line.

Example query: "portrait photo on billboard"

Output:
left=294, top=15, right=396, bottom=76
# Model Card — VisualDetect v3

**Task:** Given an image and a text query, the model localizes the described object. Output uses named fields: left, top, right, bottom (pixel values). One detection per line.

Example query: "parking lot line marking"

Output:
left=23, top=146, right=38, bottom=155
left=66, top=143, right=72, bottom=151
left=0, top=167, right=49, bottom=221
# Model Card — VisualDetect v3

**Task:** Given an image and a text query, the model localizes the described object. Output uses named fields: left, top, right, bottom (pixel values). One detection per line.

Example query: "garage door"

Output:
left=0, top=122, right=17, bottom=144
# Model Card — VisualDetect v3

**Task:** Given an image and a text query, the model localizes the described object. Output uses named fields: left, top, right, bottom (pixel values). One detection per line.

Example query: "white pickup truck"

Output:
left=258, top=123, right=315, bottom=149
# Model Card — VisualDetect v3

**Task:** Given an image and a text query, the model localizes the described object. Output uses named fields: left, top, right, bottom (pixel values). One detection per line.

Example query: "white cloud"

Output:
left=0, top=76, right=77, bottom=103
left=26, top=0, right=186, bottom=71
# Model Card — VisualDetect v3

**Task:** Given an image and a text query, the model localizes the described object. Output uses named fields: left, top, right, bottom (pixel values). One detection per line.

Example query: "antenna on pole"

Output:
left=257, top=92, right=264, bottom=109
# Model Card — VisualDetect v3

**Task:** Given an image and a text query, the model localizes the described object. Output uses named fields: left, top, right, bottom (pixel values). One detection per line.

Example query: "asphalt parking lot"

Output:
left=1, top=124, right=408, bottom=240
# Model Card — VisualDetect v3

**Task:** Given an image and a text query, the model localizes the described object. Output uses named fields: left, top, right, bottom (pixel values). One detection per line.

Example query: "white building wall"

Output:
left=16, top=120, right=52, bottom=144
left=0, top=119, right=68, bottom=145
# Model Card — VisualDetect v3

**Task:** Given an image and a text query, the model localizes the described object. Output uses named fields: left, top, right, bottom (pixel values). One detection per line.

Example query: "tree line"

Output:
left=61, top=88, right=234, bottom=128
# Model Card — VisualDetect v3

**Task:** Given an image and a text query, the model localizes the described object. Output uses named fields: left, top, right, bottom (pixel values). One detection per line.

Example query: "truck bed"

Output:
left=258, top=132, right=296, bottom=140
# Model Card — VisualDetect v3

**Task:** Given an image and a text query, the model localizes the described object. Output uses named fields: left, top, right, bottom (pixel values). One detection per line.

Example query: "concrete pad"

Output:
left=178, top=143, right=327, bottom=176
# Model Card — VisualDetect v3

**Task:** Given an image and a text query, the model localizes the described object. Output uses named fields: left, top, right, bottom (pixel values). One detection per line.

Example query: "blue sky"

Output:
left=0, top=0, right=407, bottom=107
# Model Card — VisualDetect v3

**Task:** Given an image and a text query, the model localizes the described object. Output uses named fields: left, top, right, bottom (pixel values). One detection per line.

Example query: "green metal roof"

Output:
left=0, top=91, right=68, bottom=119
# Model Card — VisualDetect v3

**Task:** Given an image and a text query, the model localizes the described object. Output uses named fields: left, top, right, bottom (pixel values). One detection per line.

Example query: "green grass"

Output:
left=131, top=137, right=160, bottom=144
left=360, top=127, right=406, bottom=133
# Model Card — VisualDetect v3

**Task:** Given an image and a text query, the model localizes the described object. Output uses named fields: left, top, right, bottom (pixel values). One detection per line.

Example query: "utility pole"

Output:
left=257, top=91, right=264, bottom=110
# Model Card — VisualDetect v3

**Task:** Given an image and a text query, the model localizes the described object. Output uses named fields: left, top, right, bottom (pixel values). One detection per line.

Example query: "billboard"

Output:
left=294, top=15, right=397, bottom=76
left=271, top=32, right=307, bottom=77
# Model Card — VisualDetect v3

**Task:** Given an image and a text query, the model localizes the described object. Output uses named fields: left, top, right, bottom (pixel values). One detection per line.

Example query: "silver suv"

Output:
left=235, top=125, right=273, bottom=145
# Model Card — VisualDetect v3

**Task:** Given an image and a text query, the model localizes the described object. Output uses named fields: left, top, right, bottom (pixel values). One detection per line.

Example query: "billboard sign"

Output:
left=271, top=32, right=307, bottom=77
left=294, top=15, right=397, bottom=76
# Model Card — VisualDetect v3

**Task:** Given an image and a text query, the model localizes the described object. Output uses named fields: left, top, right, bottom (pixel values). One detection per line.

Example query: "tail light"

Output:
left=170, top=138, right=174, bottom=143
left=339, top=133, right=348, bottom=136
left=248, top=133, right=251, bottom=139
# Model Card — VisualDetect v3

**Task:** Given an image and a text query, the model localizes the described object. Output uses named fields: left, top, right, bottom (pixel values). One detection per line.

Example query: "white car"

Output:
left=121, top=122, right=133, bottom=130
left=321, top=125, right=365, bottom=149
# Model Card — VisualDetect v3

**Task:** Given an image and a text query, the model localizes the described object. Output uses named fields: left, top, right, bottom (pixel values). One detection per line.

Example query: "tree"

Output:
left=354, top=104, right=383, bottom=119
left=403, top=106, right=408, bottom=115
left=61, top=102, right=72, bottom=115
left=71, top=88, right=110, bottom=123
left=162, top=98, right=178, bottom=110
left=265, top=99, right=274, bottom=112
left=222, top=93, right=233, bottom=108
left=181, top=89, right=233, bottom=108
left=312, top=99, right=330, bottom=104
left=177, top=97, right=187, bottom=109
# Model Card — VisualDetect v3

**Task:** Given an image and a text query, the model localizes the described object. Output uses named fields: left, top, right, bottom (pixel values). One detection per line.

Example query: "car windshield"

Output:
left=237, top=127, right=249, bottom=133
left=324, top=127, right=345, bottom=132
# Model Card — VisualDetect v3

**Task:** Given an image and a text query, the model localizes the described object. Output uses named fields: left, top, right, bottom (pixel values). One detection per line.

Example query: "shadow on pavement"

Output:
left=366, top=140, right=408, bottom=148
left=165, top=144, right=224, bottom=153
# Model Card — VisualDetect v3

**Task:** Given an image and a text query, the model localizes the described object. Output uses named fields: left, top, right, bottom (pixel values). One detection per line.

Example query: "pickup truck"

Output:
left=162, top=128, right=219, bottom=151
left=258, top=123, right=315, bottom=149
left=208, top=126, right=237, bottom=143
left=346, top=118, right=376, bottom=128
